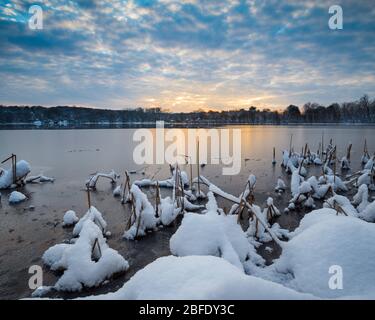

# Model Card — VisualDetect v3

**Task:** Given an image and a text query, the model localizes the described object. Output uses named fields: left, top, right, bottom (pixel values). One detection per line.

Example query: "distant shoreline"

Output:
left=1, top=121, right=375, bottom=130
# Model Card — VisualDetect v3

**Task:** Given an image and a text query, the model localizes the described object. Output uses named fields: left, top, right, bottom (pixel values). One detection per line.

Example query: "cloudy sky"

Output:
left=0, top=0, right=374, bottom=112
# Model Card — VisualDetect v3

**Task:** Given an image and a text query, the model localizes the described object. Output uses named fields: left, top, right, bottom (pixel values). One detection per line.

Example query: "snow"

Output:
left=246, top=203, right=287, bottom=243
left=87, top=255, right=313, bottom=300
left=86, top=170, right=118, bottom=189
left=0, top=160, right=31, bottom=189
left=352, top=184, right=369, bottom=212
left=8, top=191, right=27, bottom=204
left=159, top=196, right=181, bottom=226
left=341, top=157, right=350, bottom=170
left=113, top=185, right=122, bottom=197
left=25, top=174, right=54, bottom=183
left=357, top=170, right=372, bottom=187
left=63, top=210, right=79, bottom=227
left=281, top=150, right=290, bottom=168
left=313, top=157, right=323, bottom=165
left=170, top=205, right=264, bottom=271
left=319, top=175, right=348, bottom=192
left=40, top=219, right=129, bottom=292
left=134, top=169, right=189, bottom=188
left=323, top=163, right=333, bottom=175
left=274, top=178, right=286, bottom=192
left=291, top=171, right=303, bottom=196
left=324, top=194, right=358, bottom=217
left=304, top=196, right=315, bottom=208
left=362, top=154, right=370, bottom=164
left=298, top=181, right=312, bottom=194
left=364, top=156, right=374, bottom=170
left=73, top=206, right=108, bottom=237
left=269, top=209, right=375, bottom=298
left=265, top=197, right=281, bottom=218
left=123, top=184, right=158, bottom=240
left=358, top=201, right=375, bottom=222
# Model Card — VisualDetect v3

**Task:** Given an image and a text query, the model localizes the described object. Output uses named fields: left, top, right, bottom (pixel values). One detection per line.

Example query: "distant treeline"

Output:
left=1, top=95, right=374, bottom=125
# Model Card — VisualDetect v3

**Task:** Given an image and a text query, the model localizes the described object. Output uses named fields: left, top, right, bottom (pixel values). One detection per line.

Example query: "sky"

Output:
left=0, top=0, right=374, bottom=112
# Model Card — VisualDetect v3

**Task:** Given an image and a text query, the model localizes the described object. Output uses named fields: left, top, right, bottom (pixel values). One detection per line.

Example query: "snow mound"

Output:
left=9, top=191, right=27, bottom=204
left=41, top=219, right=129, bottom=292
left=63, top=210, right=79, bottom=227
left=170, top=210, right=264, bottom=271
left=272, top=208, right=375, bottom=298
left=88, top=256, right=314, bottom=300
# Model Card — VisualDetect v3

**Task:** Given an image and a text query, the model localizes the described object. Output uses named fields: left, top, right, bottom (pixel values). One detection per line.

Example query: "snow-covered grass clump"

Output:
left=73, top=206, right=107, bottom=237
left=170, top=192, right=264, bottom=271
left=41, top=219, right=129, bottom=292
left=134, top=169, right=189, bottom=188
left=268, top=208, right=375, bottom=299
left=323, top=194, right=358, bottom=217
left=358, top=201, right=375, bottom=222
left=25, top=174, right=54, bottom=183
left=62, top=210, right=79, bottom=227
left=123, top=184, right=158, bottom=240
left=0, top=160, right=31, bottom=189
left=8, top=191, right=27, bottom=204
left=159, top=196, right=178, bottom=226
left=86, top=170, right=119, bottom=189
left=88, top=256, right=314, bottom=300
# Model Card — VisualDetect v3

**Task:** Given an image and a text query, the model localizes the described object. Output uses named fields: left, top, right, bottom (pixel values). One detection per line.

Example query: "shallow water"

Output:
left=0, top=125, right=374, bottom=299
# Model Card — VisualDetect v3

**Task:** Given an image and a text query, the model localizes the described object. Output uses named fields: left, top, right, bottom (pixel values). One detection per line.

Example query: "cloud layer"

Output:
left=0, top=0, right=374, bottom=111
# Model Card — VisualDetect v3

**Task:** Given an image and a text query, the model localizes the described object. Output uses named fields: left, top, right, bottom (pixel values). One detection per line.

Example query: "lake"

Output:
left=0, top=125, right=374, bottom=299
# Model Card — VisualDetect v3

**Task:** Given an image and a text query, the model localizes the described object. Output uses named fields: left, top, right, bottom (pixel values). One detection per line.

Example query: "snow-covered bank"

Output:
left=86, top=256, right=315, bottom=300
left=259, top=208, right=375, bottom=299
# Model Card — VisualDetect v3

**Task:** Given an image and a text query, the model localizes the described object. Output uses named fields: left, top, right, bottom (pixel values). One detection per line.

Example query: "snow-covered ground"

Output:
left=86, top=256, right=314, bottom=300
left=260, top=208, right=375, bottom=299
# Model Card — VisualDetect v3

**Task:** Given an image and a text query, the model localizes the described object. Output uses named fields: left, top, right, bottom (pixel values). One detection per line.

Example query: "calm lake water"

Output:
left=0, top=125, right=374, bottom=299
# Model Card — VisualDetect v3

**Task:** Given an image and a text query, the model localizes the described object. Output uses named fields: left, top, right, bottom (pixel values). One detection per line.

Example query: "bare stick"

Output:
left=197, top=139, right=200, bottom=195
left=289, top=134, right=293, bottom=157
left=155, top=181, right=160, bottom=218
left=91, top=238, right=102, bottom=261
left=87, top=186, right=91, bottom=210
left=347, top=144, right=352, bottom=161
